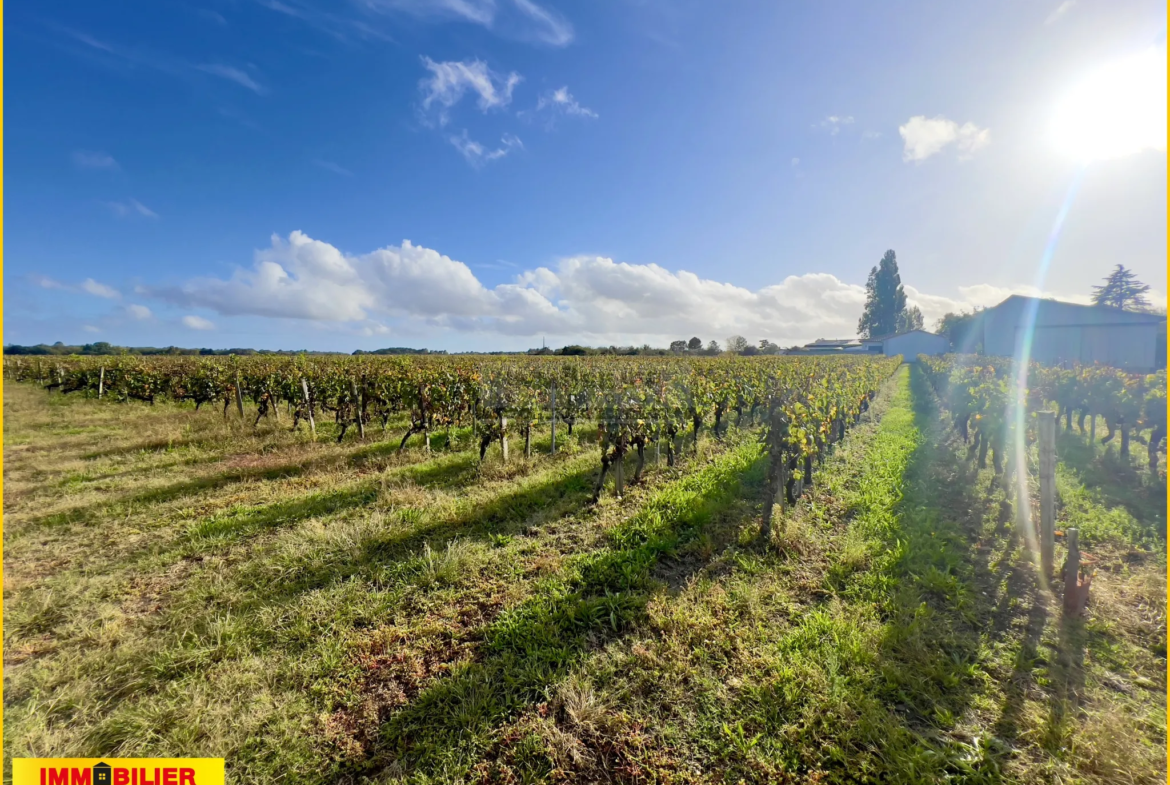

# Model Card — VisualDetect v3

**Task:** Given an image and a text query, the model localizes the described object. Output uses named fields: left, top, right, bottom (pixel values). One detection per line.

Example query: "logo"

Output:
left=12, top=760, right=225, bottom=785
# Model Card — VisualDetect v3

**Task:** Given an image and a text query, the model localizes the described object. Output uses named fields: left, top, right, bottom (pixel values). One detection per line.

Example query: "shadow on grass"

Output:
left=234, top=461, right=600, bottom=603
left=1054, top=429, right=1166, bottom=541
left=1042, top=616, right=1087, bottom=755
left=30, top=435, right=491, bottom=531
left=850, top=366, right=1045, bottom=777
left=339, top=444, right=767, bottom=780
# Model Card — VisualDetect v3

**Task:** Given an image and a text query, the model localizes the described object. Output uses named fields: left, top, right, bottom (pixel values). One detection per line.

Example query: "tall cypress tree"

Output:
left=857, top=249, right=907, bottom=338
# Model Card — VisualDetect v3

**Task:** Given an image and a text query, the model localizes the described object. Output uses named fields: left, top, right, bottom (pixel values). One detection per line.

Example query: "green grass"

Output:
left=3, top=371, right=1164, bottom=784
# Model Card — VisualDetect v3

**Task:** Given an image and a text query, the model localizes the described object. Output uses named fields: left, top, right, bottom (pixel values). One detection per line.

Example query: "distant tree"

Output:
left=758, top=339, right=781, bottom=355
left=669, top=340, right=688, bottom=353
left=687, top=336, right=703, bottom=351
left=706, top=340, right=721, bottom=354
left=1092, top=264, right=1152, bottom=311
left=857, top=250, right=907, bottom=338
left=725, top=335, right=748, bottom=353
left=896, top=305, right=924, bottom=333
left=741, top=344, right=760, bottom=356
left=936, top=309, right=984, bottom=352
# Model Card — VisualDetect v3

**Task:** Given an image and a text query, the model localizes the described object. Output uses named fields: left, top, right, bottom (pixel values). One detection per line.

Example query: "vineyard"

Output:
left=3, top=353, right=1165, bottom=783
left=5, top=354, right=899, bottom=513
left=920, top=355, right=1167, bottom=477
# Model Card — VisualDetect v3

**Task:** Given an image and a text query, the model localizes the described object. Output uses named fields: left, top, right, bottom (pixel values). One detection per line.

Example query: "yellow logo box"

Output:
left=12, top=759, right=225, bottom=785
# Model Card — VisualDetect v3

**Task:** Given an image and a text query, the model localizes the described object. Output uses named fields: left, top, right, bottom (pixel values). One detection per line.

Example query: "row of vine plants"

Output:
left=919, top=354, right=1166, bottom=475
left=5, top=353, right=901, bottom=509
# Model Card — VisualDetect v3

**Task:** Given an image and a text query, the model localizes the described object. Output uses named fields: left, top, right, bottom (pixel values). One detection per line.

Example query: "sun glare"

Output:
left=1051, top=45, right=1168, bottom=162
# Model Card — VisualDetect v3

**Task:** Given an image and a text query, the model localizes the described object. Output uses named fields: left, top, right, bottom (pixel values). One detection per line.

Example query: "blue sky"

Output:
left=6, top=0, right=1167, bottom=350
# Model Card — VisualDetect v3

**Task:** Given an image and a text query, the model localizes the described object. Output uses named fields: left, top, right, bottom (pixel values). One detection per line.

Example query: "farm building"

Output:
left=980, top=295, right=1167, bottom=371
left=786, top=330, right=949, bottom=361
left=879, top=330, right=951, bottom=361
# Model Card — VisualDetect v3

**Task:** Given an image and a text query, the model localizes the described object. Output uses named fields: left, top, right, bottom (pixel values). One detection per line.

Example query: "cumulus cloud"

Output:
left=899, top=115, right=991, bottom=162
left=535, top=86, right=596, bottom=119
left=419, top=57, right=521, bottom=125
left=449, top=131, right=522, bottom=166
left=146, top=230, right=1098, bottom=346
left=82, top=278, right=121, bottom=299
left=182, top=315, right=216, bottom=330
left=125, top=304, right=153, bottom=319
left=817, top=115, right=854, bottom=135
left=72, top=150, right=119, bottom=170
left=31, top=274, right=124, bottom=299
left=31, top=274, right=68, bottom=291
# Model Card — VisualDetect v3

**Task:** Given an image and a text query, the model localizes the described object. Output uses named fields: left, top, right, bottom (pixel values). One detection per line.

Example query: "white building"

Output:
left=877, top=330, right=950, bottom=361
left=786, top=329, right=949, bottom=361
left=980, top=295, right=1166, bottom=371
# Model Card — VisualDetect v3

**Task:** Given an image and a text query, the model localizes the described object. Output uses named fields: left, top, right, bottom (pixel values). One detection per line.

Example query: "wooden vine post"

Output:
left=500, top=413, right=509, bottom=462
left=614, top=397, right=624, bottom=499
left=1038, top=411, right=1057, bottom=578
left=550, top=381, right=557, bottom=454
left=1063, top=527, right=1080, bottom=616
left=98, top=366, right=105, bottom=400
left=349, top=378, right=365, bottom=440
left=234, top=370, right=245, bottom=419
left=300, top=377, right=316, bottom=437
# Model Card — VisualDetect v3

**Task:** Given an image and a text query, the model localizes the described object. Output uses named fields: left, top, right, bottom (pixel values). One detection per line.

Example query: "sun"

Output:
left=1051, top=45, right=1167, bottom=162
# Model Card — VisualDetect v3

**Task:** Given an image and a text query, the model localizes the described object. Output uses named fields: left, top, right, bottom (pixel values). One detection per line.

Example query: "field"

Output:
left=3, top=358, right=1166, bottom=784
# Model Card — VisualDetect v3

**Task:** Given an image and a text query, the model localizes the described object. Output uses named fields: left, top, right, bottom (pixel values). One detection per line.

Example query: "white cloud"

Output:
left=817, top=115, right=854, bottom=135
left=31, top=274, right=68, bottom=290
left=196, top=64, right=267, bottom=94
left=899, top=115, right=990, bottom=162
left=534, top=86, right=597, bottom=119
left=72, top=150, right=119, bottom=170
left=448, top=131, right=522, bottom=166
left=81, top=278, right=121, bottom=299
left=182, top=315, right=216, bottom=330
left=125, top=304, right=153, bottom=319
left=312, top=159, right=353, bottom=176
left=104, top=198, right=159, bottom=219
left=147, top=230, right=1124, bottom=346
left=1045, top=0, right=1076, bottom=24
left=365, top=0, right=572, bottom=46
left=83, top=325, right=101, bottom=334
left=419, top=57, right=521, bottom=125
left=510, top=0, right=573, bottom=45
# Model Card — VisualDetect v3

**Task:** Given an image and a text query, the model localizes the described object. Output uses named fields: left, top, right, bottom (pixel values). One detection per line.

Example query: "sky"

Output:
left=5, top=0, right=1168, bottom=351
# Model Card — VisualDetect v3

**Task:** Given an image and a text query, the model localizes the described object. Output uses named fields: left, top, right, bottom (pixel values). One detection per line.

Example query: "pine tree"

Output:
left=1092, top=264, right=1152, bottom=311
left=857, top=250, right=907, bottom=338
